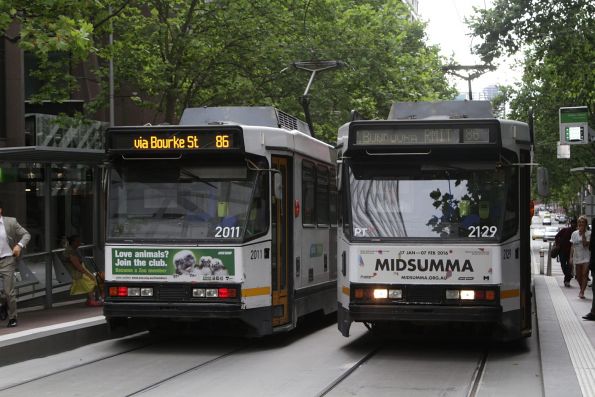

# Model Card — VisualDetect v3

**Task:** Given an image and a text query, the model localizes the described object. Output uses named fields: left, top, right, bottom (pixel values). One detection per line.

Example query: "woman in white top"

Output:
left=570, top=215, right=591, bottom=299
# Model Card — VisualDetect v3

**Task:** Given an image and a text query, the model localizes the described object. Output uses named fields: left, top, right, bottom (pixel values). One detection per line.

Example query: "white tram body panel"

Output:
left=104, top=107, right=336, bottom=336
left=337, top=101, right=532, bottom=341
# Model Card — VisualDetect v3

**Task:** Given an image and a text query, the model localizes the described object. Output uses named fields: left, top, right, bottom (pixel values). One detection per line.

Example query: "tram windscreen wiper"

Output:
left=179, top=168, right=216, bottom=188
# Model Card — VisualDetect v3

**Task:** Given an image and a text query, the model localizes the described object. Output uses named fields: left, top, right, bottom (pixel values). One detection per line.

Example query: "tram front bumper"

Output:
left=348, top=303, right=502, bottom=323
left=104, top=301, right=244, bottom=320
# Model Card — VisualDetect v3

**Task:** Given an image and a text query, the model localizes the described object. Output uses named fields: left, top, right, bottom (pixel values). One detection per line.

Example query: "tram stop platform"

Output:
left=534, top=267, right=595, bottom=396
left=0, top=299, right=109, bottom=367
left=0, top=268, right=594, bottom=396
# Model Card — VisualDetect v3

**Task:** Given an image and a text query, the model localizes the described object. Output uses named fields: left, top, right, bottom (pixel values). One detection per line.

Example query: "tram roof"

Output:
left=388, top=100, right=494, bottom=120
left=180, top=106, right=311, bottom=136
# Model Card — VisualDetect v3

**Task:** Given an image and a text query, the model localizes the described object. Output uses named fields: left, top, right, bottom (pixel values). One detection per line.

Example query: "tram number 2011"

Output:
left=215, top=226, right=241, bottom=238
left=467, top=225, right=497, bottom=238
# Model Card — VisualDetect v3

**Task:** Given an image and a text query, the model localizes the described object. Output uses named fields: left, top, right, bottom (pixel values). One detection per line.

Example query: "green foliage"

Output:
left=469, top=0, right=595, bottom=205
left=3, top=0, right=455, bottom=144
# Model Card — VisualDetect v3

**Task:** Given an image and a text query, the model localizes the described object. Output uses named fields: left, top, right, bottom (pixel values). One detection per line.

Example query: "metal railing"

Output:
left=15, top=245, right=97, bottom=306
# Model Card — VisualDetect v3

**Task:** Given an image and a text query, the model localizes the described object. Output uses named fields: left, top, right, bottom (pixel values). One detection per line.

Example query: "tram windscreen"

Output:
left=107, top=159, right=268, bottom=241
left=348, top=164, right=518, bottom=240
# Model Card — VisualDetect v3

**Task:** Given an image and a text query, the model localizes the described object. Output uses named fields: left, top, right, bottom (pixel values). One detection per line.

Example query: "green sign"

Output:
left=111, top=247, right=235, bottom=278
left=560, top=108, right=588, bottom=123
left=559, top=106, right=589, bottom=145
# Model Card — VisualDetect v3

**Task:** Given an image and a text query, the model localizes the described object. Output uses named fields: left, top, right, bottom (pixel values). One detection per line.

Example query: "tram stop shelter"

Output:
left=0, top=146, right=105, bottom=308
left=570, top=166, right=595, bottom=223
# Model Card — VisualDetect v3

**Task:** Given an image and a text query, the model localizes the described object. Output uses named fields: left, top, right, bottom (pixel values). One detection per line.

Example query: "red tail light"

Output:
left=218, top=288, right=237, bottom=298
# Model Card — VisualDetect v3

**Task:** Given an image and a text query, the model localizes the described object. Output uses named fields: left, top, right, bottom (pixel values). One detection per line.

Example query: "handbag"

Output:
left=550, top=244, right=560, bottom=258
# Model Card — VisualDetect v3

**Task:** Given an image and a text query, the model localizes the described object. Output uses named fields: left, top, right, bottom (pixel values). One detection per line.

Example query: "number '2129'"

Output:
left=467, top=225, right=497, bottom=238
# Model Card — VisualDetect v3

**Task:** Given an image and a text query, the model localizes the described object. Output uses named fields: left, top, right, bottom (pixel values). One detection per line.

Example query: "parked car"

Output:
left=558, top=214, right=567, bottom=224
left=543, top=226, right=559, bottom=241
left=542, top=216, right=552, bottom=225
left=532, top=227, right=546, bottom=240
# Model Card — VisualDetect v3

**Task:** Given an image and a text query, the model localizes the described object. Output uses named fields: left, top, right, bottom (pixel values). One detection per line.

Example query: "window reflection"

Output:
left=349, top=166, right=517, bottom=240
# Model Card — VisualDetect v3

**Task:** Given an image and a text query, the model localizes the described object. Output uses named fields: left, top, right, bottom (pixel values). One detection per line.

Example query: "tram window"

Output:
left=302, top=161, right=316, bottom=226
left=246, top=173, right=269, bottom=238
left=316, top=166, right=330, bottom=226
left=501, top=168, right=519, bottom=239
left=329, top=168, right=337, bottom=226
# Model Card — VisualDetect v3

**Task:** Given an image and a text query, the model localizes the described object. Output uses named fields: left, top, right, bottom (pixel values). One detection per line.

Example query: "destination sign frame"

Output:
left=348, top=120, right=498, bottom=148
left=107, top=126, right=244, bottom=152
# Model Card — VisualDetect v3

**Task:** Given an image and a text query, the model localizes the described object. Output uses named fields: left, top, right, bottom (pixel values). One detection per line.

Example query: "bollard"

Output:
left=546, top=241, right=552, bottom=276
left=539, top=249, right=544, bottom=275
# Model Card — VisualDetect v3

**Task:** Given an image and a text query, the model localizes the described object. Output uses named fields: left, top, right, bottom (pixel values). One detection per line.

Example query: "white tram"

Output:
left=336, top=101, right=532, bottom=341
left=104, top=107, right=337, bottom=336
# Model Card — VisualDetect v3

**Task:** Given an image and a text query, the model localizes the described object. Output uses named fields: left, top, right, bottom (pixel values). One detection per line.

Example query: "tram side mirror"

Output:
left=273, top=172, right=283, bottom=200
left=537, top=167, right=550, bottom=197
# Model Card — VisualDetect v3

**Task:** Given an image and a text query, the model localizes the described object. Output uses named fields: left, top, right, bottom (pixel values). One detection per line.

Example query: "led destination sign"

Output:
left=355, top=127, right=491, bottom=146
left=109, top=128, right=241, bottom=151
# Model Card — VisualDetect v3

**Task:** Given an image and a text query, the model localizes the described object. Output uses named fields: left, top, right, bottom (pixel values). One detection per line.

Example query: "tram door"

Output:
left=271, top=157, right=289, bottom=326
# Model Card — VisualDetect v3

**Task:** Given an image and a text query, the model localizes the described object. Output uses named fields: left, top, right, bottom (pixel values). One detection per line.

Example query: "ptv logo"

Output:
left=354, top=228, right=368, bottom=237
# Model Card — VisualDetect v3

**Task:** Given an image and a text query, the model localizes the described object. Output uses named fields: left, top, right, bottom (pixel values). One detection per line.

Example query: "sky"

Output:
left=417, top=0, right=523, bottom=98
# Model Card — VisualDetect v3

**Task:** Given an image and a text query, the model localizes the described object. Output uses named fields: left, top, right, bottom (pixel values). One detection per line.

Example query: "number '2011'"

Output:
left=467, top=225, right=497, bottom=238
left=215, top=226, right=240, bottom=238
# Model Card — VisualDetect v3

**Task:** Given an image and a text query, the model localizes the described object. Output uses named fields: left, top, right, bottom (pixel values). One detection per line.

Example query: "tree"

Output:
left=468, top=0, right=595, bottom=203
left=3, top=0, right=455, bottom=144
left=1, top=1, right=126, bottom=102
left=279, top=0, right=456, bottom=141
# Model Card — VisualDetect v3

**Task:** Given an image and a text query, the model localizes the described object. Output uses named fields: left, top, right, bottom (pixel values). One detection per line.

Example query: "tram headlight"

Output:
left=141, top=288, right=153, bottom=297
left=192, top=288, right=206, bottom=297
left=445, top=290, right=460, bottom=300
left=388, top=289, right=402, bottom=299
left=460, top=290, right=475, bottom=300
left=206, top=288, right=218, bottom=297
left=127, top=287, right=140, bottom=297
left=373, top=289, right=388, bottom=299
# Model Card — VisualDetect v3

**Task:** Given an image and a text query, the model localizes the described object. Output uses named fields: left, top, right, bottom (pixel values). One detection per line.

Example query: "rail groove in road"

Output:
left=316, top=346, right=381, bottom=396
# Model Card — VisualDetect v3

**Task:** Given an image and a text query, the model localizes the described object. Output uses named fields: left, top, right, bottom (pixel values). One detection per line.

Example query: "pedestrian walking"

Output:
left=570, top=215, right=591, bottom=299
left=583, top=218, right=595, bottom=321
left=0, top=201, right=31, bottom=328
left=555, top=217, right=577, bottom=287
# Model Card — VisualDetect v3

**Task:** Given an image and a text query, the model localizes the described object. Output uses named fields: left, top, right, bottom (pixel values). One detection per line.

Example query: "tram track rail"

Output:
left=0, top=333, right=158, bottom=393
left=0, top=320, right=543, bottom=397
left=126, top=347, right=246, bottom=396
left=467, top=347, right=489, bottom=397
left=0, top=332, right=252, bottom=397
left=316, top=346, right=381, bottom=397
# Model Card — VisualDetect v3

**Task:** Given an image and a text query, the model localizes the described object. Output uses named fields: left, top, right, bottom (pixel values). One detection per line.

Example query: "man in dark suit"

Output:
left=0, top=201, right=31, bottom=327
